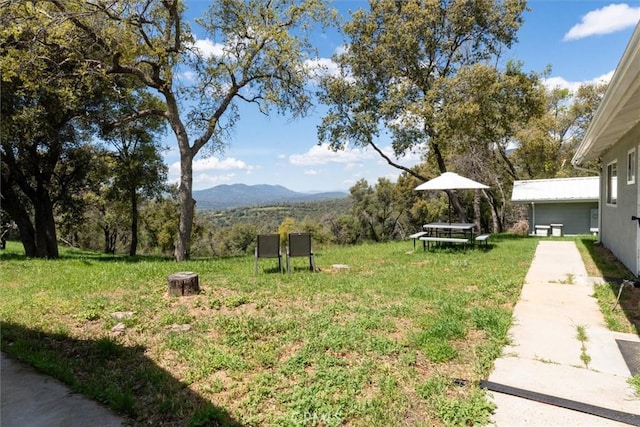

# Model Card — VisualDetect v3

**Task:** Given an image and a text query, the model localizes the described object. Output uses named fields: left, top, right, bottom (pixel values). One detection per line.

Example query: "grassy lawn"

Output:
left=0, top=234, right=628, bottom=426
left=575, top=238, right=640, bottom=335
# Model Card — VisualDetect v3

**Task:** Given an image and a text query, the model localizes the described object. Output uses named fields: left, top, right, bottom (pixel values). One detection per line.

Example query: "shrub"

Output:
left=509, top=220, right=529, bottom=236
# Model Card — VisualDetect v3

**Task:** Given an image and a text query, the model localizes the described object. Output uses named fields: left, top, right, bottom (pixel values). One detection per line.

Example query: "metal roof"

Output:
left=572, top=22, right=640, bottom=166
left=511, top=177, right=599, bottom=203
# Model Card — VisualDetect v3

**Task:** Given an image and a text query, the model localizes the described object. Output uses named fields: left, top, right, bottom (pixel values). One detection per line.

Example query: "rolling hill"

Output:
left=193, top=184, right=348, bottom=210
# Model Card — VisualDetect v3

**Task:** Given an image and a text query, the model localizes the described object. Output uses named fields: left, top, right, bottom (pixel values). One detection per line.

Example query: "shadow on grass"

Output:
left=1, top=240, right=251, bottom=264
left=579, top=238, right=640, bottom=336
left=579, top=238, right=634, bottom=280
left=1, top=322, right=242, bottom=427
left=488, top=233, right=527, bottom=241
left=0, top=248, right=173, bottom=264
left=421, top=245, right=495, bottom=253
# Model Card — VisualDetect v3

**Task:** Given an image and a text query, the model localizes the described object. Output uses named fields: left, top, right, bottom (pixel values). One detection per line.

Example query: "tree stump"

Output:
left=167, top=272, right=199, bottom=296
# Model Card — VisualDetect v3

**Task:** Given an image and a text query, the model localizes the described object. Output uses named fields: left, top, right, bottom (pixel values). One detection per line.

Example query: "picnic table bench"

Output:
left=419, top=236, right=469, bottom=250
left=475, top=233, right=490, bottom=248
left=409, top=231, right=429, bottom=249
left=535, top=225, right=550, bottom=236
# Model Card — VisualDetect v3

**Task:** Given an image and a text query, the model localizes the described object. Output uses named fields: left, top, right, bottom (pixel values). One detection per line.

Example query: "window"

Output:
left=607, top=161, right=618, bottom=205
left=628, top=148, right=636, bottom=184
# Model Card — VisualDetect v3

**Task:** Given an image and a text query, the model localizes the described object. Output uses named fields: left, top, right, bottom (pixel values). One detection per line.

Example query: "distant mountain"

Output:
left=193, top=184, right=348, bottom=210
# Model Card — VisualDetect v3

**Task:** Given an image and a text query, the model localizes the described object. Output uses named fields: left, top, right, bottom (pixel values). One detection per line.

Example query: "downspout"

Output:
left=531, top=202, right=535, bottom=235
left=572, top=164, right=601, bottom=244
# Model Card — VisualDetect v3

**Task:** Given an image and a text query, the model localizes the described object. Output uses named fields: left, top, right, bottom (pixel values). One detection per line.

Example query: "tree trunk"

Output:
left=129, top=190, right=138, bottom=256
left=493, top=184, right=507, bottom=232
left=473, top=190, right=481, bottom=231
left=0, top=183, right=37, bottom=257
left=165, top=89, right=198, bottom=262
left=174, top=149, right=195, bottom=261
left=103, top=225, right=117, bottom=254
left=484, top=192, right=502, bottom=233
left=447, top=190, right=467, bottom=223
left=167, top=272, right=199, bottom=296
left=431, top=142, right=466, bottom=223
left=491, top=204, right=500, bottom=233
left=110, top=230, right=117, bottom=254
left=33, top=188, right=59, bottom=258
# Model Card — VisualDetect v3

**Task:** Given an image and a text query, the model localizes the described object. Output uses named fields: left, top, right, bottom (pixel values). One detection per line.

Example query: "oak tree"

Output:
left=43, top=0, right=336, bottom=260
left=0, top=2, right=131, bottom=257
left=318, top=0, right=531, bottom=224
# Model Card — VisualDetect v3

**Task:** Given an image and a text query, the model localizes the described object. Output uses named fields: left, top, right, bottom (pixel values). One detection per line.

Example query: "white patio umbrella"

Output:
left=415, top=172, right=489, bottom=222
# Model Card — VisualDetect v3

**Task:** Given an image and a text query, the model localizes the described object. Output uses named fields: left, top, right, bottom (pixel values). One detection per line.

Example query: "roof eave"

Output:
left=572, top=23, right=640, bottom=166
left=512, top=199, right=599, bottom=203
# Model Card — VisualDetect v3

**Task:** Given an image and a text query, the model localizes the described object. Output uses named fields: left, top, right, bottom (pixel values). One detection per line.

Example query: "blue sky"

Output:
left=165, top=1, right=640, bottom=193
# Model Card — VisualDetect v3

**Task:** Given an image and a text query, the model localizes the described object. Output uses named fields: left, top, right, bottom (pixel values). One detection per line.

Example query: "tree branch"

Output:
left=367, top=139, right=427, bottom=182
left=103, top=108, right=166, bottom=133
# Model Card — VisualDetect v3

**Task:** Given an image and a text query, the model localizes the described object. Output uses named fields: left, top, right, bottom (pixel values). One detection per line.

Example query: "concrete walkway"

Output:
left=0, top=353, right=126, bottom=427
left=487, top=240, right=640, bottom=426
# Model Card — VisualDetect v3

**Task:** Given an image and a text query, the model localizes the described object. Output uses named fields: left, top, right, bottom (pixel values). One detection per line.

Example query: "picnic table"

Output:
left=419, top=222, right=475, bottom=249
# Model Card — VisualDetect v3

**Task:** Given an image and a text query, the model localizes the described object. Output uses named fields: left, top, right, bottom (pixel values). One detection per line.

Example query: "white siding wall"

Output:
left=600, top=123, right=640, bottom=275
left=528, top=202, right=597, bottom=235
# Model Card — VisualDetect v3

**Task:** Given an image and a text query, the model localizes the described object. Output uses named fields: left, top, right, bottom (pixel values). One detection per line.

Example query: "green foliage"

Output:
left=189, top=404, right=232, bottom=427
left=513, top=82, right=608, bottom=179
left=201, top=199, right=350, bottom=228
left=326, top=214, right=362, bottom=245
left=431, top=388, right=495, bottom=426
left=417, top=376, right=494, bottom=426
left=471, top=306, right=511, bottom=341
left=575, top=238, right=639, bottom=335
left=349, top=178, right=405, bottom=242
left=278, top=217, right=299, bottom=247
left=419, top=338, right=459, bottom=363
left=416, top=375, right=450, bottom=400
left=1, top=1, right=172, bottom=259
left=140, top=191, right=180, bottom=255
left=317, top=0, right=540, bottom=231
left=53, top=0, right=337, bottom=260
left=101, top=103, right=168, bottom=256
left=629, top=375, right=640, bottom=398
left=217, top=222, right=259, bottom=256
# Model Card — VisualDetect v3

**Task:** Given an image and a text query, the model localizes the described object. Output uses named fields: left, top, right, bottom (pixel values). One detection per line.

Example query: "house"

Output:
left=511, top=177, right=599, bottom=235
left=571, top=22, right=640, bottom=275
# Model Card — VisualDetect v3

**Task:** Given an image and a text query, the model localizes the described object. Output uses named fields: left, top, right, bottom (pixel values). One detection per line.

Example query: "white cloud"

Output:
left=304, top=169, right=319, bottom=175
left=334, top=44, right=349, bottom=56
left=543, top=70, right=614, bottom=92
left=289, top=143, right=378, bottom=166
left=193, top=173, right=236, bottom=188
left=305, top=57, right=340, bottom=78
left=564, top=4, right=640, bottom=41
left=344, top=162, right=363, bottom=171
left=192, top=157, right=253, bottom=172
left=167, top=156, right=255, bottom=188
left=305, top=45, right=353, bottom=83
left=189, top=38, right=225, bottom=58
left=376, top=147, right=423, bottom=167
left=179, top=70, right=198, bottom=82
left=289, top=143, right=423, bottom=170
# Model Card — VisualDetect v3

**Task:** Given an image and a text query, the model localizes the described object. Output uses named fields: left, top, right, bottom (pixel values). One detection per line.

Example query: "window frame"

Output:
left=627, top=147, right=636, bottom=185
left=607, top=160, right=618, bottom=206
